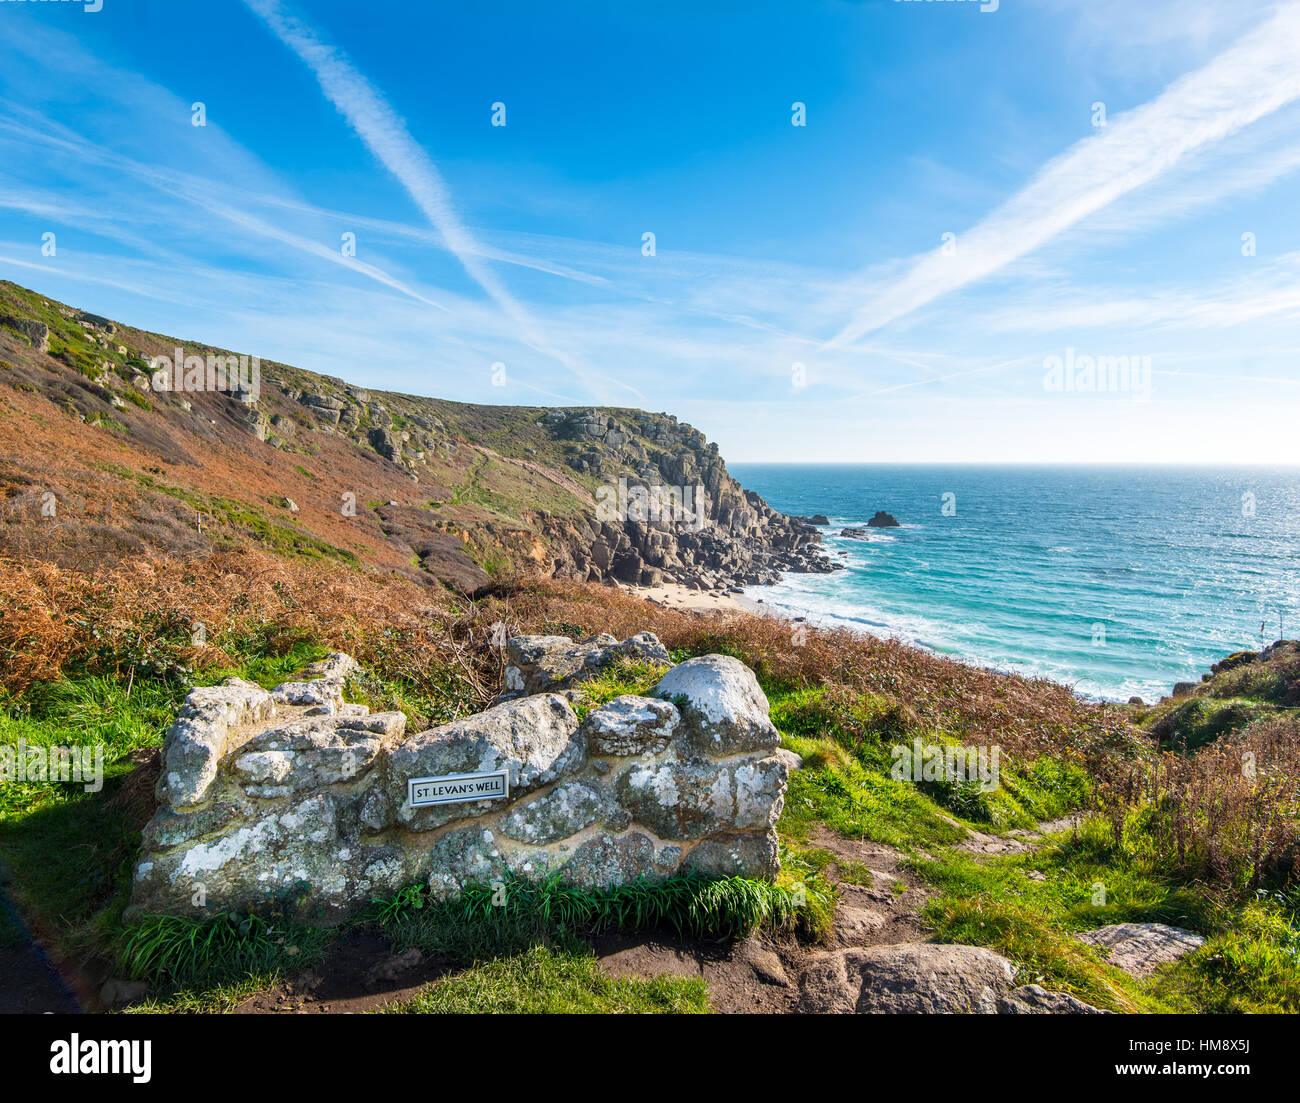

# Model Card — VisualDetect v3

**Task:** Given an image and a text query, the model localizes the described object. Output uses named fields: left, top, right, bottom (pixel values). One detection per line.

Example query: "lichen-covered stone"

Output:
left=232, top=740, right=377, bottom=797
left=502, top=632, right=670, bottom=696
left=241, top=714, right=403, bottom=751
left=497, top=781, right=607, bottom=844
left=140, top=801, right=244, bottom=852
left=615, top=755, right=787, bottom=839
left=132, top=793, right=411, bottom=916
left=227, top=713, right=401, bottom=797
left=773, top=748, right=803, bottom=772
left=301, top=652, right=358, bottom=681
left=271, top=679, right=345, bottom=709
left=582, top=695, right=679, bottom=756
left=560, top=832, right=658, bottom=888
left=426, top=826, right=508, bottom=901
left=130, top=639, right=790, bottom=923
left=652, top=655, right=779, bottom=755
left=385, top=694, right=583, bottom=831
left=683, top=832, right=779, bottom=879
left=156, top=678, right=275, bottom=810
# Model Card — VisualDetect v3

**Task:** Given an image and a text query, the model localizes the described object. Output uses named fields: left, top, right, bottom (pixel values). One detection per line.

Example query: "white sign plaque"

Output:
left=408, top=770, right=510, bottom=808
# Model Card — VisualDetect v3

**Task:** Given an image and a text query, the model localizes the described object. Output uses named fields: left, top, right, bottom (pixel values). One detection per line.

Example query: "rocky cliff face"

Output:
left=259, top=393, right=836, bottom=590
left=531, top=408, right=835, bottom=590
left=0, top=280, right=832, bottom=593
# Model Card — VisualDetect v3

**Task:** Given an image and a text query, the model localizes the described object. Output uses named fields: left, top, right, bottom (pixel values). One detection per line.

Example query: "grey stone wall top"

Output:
left=653, top=654, right=779, bottom=755
left=502, top=631, right=671, bottom=697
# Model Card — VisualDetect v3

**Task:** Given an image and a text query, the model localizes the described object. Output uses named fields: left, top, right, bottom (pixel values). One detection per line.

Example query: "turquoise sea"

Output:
left=729, top=465, right=1300, bottom=702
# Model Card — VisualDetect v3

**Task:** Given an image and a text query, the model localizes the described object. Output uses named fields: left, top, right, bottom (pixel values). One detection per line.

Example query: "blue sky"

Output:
left=2, top=0, right=1300, bottom=462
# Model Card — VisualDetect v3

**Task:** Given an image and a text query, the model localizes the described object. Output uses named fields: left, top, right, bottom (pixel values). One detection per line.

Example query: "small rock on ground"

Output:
left=773, top=748, right=803, bottom=772
left=954, top=814, right=1085, bottom=856
left=998, top=983, right=1109, bottom=1015
left=364, top=948, right=425, bottom=986
left=796, top=942, right=1105, bottom=1014
left=99, top=979, right=149, bottom=1008
left=734, top=937, right=790, bottom=987
left=1073, top=923, right=1205, bottom=978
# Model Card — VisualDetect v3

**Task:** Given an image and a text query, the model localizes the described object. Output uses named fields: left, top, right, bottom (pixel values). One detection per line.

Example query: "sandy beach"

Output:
left=627, top=581, right=773, bottom=616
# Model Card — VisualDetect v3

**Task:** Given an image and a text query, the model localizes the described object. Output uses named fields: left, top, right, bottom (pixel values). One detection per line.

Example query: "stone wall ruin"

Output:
left=128, top=634, right=789, bottom=921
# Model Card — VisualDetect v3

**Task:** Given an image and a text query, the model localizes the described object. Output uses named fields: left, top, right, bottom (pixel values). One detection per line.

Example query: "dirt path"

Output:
left=594, top=931, right=799, bottom=1013
left=234, top=929, right=463, bottom=1014
left=956, top=815, right=1083, bottom=856
left=805, top=826, right=932, bottom=951
left=594, top=827, right=933, bottom=1013
left=0, top=941, right=82, bottom=1013
left=591, top=815, right=1085, bottom=1013
left=0, top=889, right=82, bottom=1013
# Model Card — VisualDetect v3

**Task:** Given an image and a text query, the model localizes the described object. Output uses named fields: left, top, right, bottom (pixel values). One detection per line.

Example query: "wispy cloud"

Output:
left=239, top=0, right=635, bottom=401
left=969, top=252, right=1300, bottom=336
left=0, top=109, right=457, bottom=315
left=2, top=4, right=1298, bottom=464
left=828, top=1, right=1300, bottom=346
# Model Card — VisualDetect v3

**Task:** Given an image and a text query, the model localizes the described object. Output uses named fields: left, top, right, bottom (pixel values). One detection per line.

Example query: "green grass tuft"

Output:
left=384, top=944, right=707, bottom=1014
left=118, top=911, right=332, bottom=991
left=570, top=656, right=671, bottom=719
left=372, top=869, right=830, bottom=958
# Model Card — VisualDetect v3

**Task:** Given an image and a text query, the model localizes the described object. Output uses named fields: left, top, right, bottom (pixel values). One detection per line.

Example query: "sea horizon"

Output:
left=729, top=460, right=1300, bottom=469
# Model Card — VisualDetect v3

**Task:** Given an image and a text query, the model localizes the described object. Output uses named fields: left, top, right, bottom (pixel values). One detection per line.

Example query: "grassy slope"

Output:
left=0, top=280, right=582, bottom=584
left=4, top=597, right=1298, bottom=1013
left=1134, top=644, right=1300, bottom=749
left=0, top=279, right=741, bottom=590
